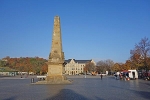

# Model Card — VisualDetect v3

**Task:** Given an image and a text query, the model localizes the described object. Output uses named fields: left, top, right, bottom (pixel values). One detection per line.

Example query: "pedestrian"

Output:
left=132, top=72, right=135, bottom=79
left=114, top=73, right=117, bottom=79
left=100, top=74, right=103, bottom=80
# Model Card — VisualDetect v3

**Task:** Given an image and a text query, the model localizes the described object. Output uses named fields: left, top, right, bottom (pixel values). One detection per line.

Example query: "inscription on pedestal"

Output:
left=49, top=67, right=61, bottom=74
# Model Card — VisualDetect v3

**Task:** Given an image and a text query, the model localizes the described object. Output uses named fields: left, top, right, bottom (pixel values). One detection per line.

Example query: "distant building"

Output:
left=64, top=59, right=96, bottom=75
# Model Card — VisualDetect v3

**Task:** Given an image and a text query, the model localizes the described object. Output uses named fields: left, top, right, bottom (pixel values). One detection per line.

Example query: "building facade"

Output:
left=64, top=59, right=96, bottom=75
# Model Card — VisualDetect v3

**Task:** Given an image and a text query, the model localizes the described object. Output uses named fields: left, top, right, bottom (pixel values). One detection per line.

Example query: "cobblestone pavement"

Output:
left=0, top=75, right=150, bottom=100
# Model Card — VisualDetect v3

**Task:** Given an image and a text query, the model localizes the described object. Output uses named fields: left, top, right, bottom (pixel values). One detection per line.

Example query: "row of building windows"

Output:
left=66, top=64, right=85, bottom=67
left=66, top=68, right=83, bottom=70
left=65, top=71, right=83, bottom=75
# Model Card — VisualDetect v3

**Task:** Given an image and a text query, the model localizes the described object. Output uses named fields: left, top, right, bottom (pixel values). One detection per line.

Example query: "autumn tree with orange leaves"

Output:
left=111, top=63, right=121, bottom=72
left=130, top=37, right=150, bottom=71
left=2, top=57, right=48, bottom=75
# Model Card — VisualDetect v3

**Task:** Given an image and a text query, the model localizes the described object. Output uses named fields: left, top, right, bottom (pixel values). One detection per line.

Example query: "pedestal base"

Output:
left=33, top=75, right=72, bottom=84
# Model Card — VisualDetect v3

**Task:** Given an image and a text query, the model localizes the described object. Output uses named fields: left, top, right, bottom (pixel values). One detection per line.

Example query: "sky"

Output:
left=0, top=0, right=150, bottom=63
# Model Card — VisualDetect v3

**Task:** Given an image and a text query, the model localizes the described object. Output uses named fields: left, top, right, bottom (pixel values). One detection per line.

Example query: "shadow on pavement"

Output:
left=140, top=82, right=150, bottom=87
left=134, top=90, right=150, bottom=99
left=45, top=89, right=89, bottom=100
left=111, top=85, right=150, bottom=100
left=3, top=96, right=17, bottom=100
left=145, top=83, right=150, bottom=86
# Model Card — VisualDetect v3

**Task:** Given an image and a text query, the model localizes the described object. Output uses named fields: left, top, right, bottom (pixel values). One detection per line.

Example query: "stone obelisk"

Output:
left=45, top=16, right=70, bottom=84
left=34, top=16, right=71, bottom=84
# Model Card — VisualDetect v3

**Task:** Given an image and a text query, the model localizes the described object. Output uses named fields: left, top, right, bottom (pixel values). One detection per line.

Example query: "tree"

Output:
left=4, top=57, right=47, bottom=74
left=117, top=60, right=132, bottom=71
left=84, top=61, right=96, bottom=73
left=123, top=60, right=132, bottom=70
left=0, top=60, right=7, bottom=67
left=41, top=63, right=48, bottom=75
left=130, top=53, right=143, bottom=69
left=147, top=57, right=150, bottom=70
left=111, top=63, right=121, bottom=72
left=96, top=59, right=114, bottom=73
left=130, top=37, right=150, bottom=72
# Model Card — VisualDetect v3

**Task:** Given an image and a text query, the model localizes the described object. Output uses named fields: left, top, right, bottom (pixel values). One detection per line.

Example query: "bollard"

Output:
left=85, top=75, right=86, bottom=78
left=31, top=78, right=34, bottom=83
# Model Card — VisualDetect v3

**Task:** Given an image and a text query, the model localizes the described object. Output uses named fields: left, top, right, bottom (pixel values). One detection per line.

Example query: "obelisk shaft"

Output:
left=49, top=16, right=64, bottom=64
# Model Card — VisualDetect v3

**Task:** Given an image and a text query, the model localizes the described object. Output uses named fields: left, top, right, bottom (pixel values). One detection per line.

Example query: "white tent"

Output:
left=128, top=70, right=138, bottom=79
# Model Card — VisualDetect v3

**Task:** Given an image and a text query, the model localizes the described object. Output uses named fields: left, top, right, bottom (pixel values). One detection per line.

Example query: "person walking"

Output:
left=100, top=73, right=103, bottom=80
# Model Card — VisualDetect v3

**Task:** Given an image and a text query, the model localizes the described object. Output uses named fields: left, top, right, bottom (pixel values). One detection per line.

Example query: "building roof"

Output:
left=65, top=59, right=92, bottom=63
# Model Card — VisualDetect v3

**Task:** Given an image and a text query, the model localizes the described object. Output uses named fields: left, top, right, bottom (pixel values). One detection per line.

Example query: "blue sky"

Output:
left=0, top=0, right=150, bottom=63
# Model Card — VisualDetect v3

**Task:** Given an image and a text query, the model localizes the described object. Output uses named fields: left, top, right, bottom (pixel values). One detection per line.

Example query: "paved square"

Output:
left=0, top=75, right=150, bottom=100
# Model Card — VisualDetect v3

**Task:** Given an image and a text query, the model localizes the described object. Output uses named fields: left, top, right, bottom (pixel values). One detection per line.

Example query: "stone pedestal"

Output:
left=47, top=64, right=63, bottom=76
left=34, top=63, right=71, bottom=84
left=46, top=75, right=70, bottom=84
left=45, top=63, right=71, bottom=84
left=34, top=75, right=71, bottom=84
